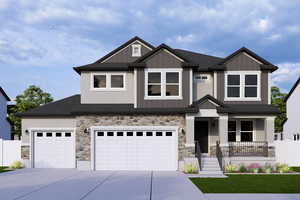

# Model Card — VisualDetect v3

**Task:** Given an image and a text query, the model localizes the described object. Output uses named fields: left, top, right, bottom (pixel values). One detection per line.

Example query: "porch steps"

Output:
left=200, top=157, right=223, bottom=175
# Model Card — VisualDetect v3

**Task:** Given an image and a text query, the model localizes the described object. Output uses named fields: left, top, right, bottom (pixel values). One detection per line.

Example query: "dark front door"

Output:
left=194, top=120, right=209, bottom=153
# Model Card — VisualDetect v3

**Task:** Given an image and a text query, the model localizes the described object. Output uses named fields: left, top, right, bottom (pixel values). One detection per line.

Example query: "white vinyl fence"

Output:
left=0, top=139, right=21, bottom=166
left=275, top=140, right=300, bottom=166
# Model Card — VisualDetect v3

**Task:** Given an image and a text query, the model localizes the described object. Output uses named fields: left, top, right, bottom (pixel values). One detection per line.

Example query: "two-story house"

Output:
left=283, top=77, right=300, bottom=141
left=0, top=87, right=11, bottom=140
left=19, top=36, right=279, bottom=171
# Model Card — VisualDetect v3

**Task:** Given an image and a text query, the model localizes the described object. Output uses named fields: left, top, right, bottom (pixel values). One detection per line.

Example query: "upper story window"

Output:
left=225, top=71, right=260, bottom=101
left=132, top=44, right=141, bottom=57
left=92, top=73, right=125, bottom=90
left=145, top=68, right=182, bottom=99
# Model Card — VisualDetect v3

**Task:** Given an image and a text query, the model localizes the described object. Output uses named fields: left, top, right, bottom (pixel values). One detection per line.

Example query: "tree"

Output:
left=9, top=85, right=53, bottom=137
left=271, top=86, right=287, bottom=132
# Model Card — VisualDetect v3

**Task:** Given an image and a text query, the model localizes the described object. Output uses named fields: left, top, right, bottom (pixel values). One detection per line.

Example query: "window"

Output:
left=148, top=72, right=161, bottom=96
left=94, top=75, right=106, bottom=88
left=227, top=75, right=240, bottom=97
left=145, top=69, right=182, bottom=99
left=136, top=132, right=143, bottom=136
left=166, top=132, right=173, bottom=136
left=56, top=132, right=62, bottom=137
left=97, top=132, right=104, bottom=136
left=107, top=132, right=114, bottom=136
left=146, top=132, right=153, bottom=136
left=294, top=134, right=300, bottom=141
left=166, top=72, right=179, bottom=96
left=37, top=132, right=43, bottom=137
left=156, top=132, right=163, bottom=136
left=240, top=121, right=253, bottom=142
left=228, top=121, right=237, bottom=142
left=132, top=44, right=141, bottom=57
left=111, top=75, right=124, bottom=88
left=92, top=73, right=125, bottom=90
left=127, top=132, right=133, bottom=136
left=117, top=132, right=123, bottom=136
left=46, top=132, right=52, bottom=137
left=225, top=72, right=260, bottom=100
left=65, top=132, right=71, bottom=137
left=245, top=75, right=258, bottom=97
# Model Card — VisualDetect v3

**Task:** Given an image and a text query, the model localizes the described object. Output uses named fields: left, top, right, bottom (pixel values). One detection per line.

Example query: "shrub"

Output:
left=248, top=163, right=262, bottom=173
left=276, top=164, right=290, bottom=173
left=239, top=164, right=247, bottom=173
left=10, top=161, right=23, bottom=169
left=184, top=163, right=198, bottom=174
left=263, top=164, right=273, bottom=174
left=225, top=164, right=236, bottom=173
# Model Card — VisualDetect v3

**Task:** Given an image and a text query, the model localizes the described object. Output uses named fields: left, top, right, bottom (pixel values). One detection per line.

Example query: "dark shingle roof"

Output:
left=284, top=77, right=300, bottom=102
left=0, top=87, right=10, bottom=101
left=18, top=95, right=198, bottom=117
left=174, top=49, right=223, bottom=70
left=217, top=104, right=279, bottom=115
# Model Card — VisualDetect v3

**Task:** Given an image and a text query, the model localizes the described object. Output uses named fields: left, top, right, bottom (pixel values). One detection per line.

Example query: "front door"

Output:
left=194, top=120, right=209, bottom=153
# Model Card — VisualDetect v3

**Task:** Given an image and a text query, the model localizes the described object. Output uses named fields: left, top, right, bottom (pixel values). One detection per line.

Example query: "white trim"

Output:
left=90, top=72, right=126, bottom=91
left=189, top=69, right=193, bottom=104
left=145, top=68, right=183, bottom=100
left=163, top=49, right=185, bottom=62
left=101, top=40, right=153, bottom=63
left=242, top=52, right=263, bottom=65
left=29, top=128, right=76, bottom=169
left=240, top=119, right=256, bottom=142
left=224, top=71, right=261, bottom=101
left=134, top=69, right=137, bottom=108
left=268, top=72, right=271, bottom=104
left=213, top=72, right=217, bottom=98
left=90, top=126, right=178, bottom=171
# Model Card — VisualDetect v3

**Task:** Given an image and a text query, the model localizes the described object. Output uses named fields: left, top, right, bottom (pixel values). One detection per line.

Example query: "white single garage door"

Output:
left=33, top=130, right=75, bottom=168
left=92, top=126, right=178, bottom=171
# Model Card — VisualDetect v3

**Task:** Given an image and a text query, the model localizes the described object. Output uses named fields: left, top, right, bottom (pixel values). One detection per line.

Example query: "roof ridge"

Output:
left=174, top=48, right=224, bottom=60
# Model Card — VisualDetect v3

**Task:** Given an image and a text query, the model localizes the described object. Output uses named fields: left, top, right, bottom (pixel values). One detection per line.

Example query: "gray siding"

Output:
left=217, top=52, right=269, bottom=104
left=136, top=50, right=190, bottom=108
left=198, top=100, right=217, bottom=109
left=80, top=71, right=134, bottom=104
left=103, top=41, right=151, bottom=63
left=226, top=53, right=261, bottom=71
left=193, top=72, right=213, bottom=101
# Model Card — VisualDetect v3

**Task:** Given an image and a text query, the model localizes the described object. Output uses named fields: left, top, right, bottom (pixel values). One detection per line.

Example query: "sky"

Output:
left=0, top=0, right=300, bottom=100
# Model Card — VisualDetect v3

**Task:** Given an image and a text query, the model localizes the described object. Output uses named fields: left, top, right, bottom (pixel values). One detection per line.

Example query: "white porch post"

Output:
left=185, top=115, right=195, bottom=146
left=218, top=114, right=228, bottom=146
left=265, top=116, right=275, bottom=145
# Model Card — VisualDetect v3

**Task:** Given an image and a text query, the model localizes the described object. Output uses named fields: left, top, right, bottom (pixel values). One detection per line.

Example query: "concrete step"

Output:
left=202, top=168, right=222, bottom=171
left=199, top=170, right=224, bottom=174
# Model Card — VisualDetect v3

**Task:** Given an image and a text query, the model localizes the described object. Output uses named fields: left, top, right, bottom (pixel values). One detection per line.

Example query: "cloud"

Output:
left=266, top=33, right=282, bottom=41
left=166, top=34, right=196, bottom=45
left=272, top=62, right=300, bottom=91
left=251, top=18, right=271, bottom=33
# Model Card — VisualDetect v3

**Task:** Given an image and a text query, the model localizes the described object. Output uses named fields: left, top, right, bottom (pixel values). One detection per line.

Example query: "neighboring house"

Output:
left=0, top=87, right=11, bottom=140
left=18, top=36, right=279, bottom=171
left=283, top=77, right=300, bottom=141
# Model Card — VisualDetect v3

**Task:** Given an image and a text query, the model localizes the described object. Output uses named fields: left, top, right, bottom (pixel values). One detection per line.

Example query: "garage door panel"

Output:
left=94, top=128, right=177, bottom=171
left=34, top=131, right=75, bottom=168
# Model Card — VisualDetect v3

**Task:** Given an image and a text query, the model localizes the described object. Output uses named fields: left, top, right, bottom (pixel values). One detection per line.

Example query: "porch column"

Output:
left=265, top=116, right=275, bottom=157
left=265, top=116, right=275, bottom=145
left=218, top=114, right=228, bottom=146
left=185, top=116, right=195, bottom=146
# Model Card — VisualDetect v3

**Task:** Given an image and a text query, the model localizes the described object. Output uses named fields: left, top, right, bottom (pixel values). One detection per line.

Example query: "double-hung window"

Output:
left=225, top=71, right=260, bottom=101
left=228, top=121, right=237, bottom=142
left=92, top=73, right=125, bottom=90
left=240, top=121, right=253, bottom=142
left=145, top=69, right=182, bottom=99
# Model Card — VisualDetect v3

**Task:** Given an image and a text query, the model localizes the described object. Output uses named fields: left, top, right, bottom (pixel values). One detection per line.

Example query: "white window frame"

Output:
left=91, top=73, right=126, bottom=91
left=228, top=119, right=256, bottom=142
left=225, top=71, right=261, bottom=101
left=145, top=68, right=182, bottom=100
left=132, top=44, right=141, bottom=57
left=240, top=120, right=256, bottom=142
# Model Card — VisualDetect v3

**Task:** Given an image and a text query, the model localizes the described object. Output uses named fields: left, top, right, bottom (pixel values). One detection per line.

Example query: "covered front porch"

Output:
left=186, top=113, right=276, bottom=160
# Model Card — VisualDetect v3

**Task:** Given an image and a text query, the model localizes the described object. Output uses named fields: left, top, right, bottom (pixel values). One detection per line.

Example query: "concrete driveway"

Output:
left=0, top=169, right=205, bottom=200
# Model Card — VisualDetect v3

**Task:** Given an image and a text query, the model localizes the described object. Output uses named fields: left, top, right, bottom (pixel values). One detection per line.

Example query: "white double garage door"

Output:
left=33, top=126, right=178, bottom=170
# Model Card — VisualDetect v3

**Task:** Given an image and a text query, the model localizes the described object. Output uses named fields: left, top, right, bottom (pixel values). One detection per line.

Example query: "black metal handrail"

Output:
left=216, top=141, right=224, bottom=171
left=195, top=141, right=202, bottom=171
left=228, top=141, right=268, bottom=157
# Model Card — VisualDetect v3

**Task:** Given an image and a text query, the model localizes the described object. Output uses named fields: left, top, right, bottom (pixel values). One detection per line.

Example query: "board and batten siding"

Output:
left=0, top=94, right=10, bottom=140
left=217, top=53, right=269, bottom=104
left=103, top=41, right=151, bottom=63
left=137, top=49, right=190, bottom=108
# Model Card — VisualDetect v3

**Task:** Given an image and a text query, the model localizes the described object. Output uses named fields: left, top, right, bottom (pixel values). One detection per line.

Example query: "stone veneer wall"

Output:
left=76, top=115, right=195, bottom=162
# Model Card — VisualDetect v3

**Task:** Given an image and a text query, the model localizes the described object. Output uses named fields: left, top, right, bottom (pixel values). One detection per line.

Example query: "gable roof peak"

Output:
left=0, top=87, right=10, bottom=101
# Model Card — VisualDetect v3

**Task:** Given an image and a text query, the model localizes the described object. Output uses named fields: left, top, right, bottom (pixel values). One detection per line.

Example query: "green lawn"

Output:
left=0, top=166, right=11, bottom=173
left=190, top=175, right=300, bottom=193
